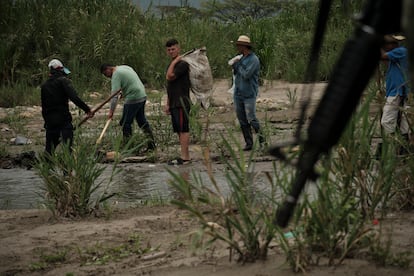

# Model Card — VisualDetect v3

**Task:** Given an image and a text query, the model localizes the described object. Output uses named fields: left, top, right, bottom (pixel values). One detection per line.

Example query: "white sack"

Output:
left=182, top=47, right=213, bottom=109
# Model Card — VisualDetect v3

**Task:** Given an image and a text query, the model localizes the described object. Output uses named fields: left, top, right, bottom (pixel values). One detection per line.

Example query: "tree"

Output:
left=201, top=0, right=287, bottom=22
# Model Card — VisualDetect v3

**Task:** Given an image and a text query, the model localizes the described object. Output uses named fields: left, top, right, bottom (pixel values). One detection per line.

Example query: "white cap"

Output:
left=48, top=59, right=71, bottom=74
left=392, top=35, right=406, bottom=41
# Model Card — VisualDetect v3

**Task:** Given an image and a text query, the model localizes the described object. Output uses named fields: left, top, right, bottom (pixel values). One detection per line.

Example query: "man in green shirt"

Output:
left=101, top=64, right=156, bottom=151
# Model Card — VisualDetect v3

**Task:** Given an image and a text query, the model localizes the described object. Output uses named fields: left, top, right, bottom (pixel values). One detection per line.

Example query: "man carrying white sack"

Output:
left=231, top=35, right=265, bottom=151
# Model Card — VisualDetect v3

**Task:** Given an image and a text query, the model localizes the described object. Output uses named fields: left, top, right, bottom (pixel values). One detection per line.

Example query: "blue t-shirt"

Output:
left=386, top=46, right=409, bottom=97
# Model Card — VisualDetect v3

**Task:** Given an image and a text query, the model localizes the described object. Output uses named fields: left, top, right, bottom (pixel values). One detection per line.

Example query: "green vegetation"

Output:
left=168, top=85, right=414, bottom=270
left=0, top=0, right=360, bottom=107
left=34, top=131, right=121, bottom=217
left=168, top=133, right=281, bottom=262
left=29, top=248, right=68, bottom=271
left=28, top=232, right=156, bottom=271
left=2, top=0, right=413, bottom=272
left=77, top=232, right=154, bottom=265
left=202, top=0, right=286, bottom=22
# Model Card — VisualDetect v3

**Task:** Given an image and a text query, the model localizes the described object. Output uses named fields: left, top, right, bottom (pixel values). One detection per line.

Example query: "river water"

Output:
left=0, top=161, right=292, bottom=210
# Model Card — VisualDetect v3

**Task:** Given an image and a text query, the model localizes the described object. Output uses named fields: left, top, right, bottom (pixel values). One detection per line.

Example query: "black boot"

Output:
left=241, top=126, right=253, bottom=151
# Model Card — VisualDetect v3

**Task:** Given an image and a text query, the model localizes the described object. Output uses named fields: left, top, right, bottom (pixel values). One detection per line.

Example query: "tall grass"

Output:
left=34, top=131, right=120, bottom=217
left=167, top=82, right=413, bottom=270
left=0, top=83, right=40, bottom=108
left=0, top=0, right=359, bottom=106
left=274, top=85, right=413, bottom=271
left=168, top=130, right=281, bottom=262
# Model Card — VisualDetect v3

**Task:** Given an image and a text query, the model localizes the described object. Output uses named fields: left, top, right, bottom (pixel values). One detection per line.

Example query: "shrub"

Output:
left=34, top=133, right=119, bottom=217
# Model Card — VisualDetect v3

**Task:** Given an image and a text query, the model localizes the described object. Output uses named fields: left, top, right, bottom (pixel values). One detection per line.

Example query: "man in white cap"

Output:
left=378, top=34, right=410, bottom=156
left=41, top=59, right=93, bottom=154
left=232, top=35, right=264, bottom=151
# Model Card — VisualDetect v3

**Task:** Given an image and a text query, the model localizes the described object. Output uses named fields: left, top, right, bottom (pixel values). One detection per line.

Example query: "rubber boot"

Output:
left=241, top=126, right=253, bottom=151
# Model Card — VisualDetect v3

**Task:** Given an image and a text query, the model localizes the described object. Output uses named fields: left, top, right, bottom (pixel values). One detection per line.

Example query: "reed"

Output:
left=34, top=130, right=121, bottom=217
left=167, top=128, right=293, bottom=262
left=0, top=0, right=358, bottom=106
left=168, top=84, right=413, bottom=270
left=275, top=85, right=413, bottom=271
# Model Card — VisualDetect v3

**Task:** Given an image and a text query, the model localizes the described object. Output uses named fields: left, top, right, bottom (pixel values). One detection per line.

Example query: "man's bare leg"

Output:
left=179, top=132, right=190, bottom=160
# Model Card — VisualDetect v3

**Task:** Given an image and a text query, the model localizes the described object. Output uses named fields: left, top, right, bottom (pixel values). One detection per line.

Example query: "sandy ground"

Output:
left=1, top=207, right=414, bottom=276
left=1, top=80, right=413, bottom=275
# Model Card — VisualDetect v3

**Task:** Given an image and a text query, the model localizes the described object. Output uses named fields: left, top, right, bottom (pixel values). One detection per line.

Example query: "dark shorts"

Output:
left=170, top=107, right=190, bottom=133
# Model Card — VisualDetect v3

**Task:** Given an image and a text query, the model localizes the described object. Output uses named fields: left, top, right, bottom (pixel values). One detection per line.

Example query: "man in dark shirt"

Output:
left=41, top=59, right=93, bottom=154
left=165, top=39, right=192, bottom=165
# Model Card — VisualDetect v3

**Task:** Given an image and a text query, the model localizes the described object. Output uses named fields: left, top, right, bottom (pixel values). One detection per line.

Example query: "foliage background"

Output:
left=0, top=0, right=364, bottom=107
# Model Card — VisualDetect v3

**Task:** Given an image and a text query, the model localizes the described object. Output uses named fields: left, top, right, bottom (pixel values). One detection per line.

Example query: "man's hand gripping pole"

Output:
left=78, top=89, right=122, bottom=127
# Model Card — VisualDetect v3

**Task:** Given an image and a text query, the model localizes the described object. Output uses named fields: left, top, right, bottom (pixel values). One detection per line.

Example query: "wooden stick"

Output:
left=78, top=89, right=122, bottom=127
left=95, top=93, right=122, bottom=145
left=96, top=118, right=112, bottom=145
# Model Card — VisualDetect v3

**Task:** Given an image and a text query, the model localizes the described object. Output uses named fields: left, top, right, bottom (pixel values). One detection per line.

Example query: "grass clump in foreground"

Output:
left=168, top=130, right=284, bottom=263
left=77, top=232, right=155, bottom=266
left=28, top=232, right=157, bottom=272
left=167, top=86, right=413, bottom=271
left=279, top=88, right=413, bottom=271
left=34, top=131, right=121, bottom=217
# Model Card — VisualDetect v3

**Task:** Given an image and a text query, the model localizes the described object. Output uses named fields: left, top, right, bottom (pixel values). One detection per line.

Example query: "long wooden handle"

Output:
left=78, top=89, right=122, bottom=127
left=96, top=118, right=112, bottom=145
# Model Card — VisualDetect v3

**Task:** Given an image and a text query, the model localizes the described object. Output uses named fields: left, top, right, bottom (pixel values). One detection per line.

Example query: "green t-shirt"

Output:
left=111, top=65, right=146, bottom=101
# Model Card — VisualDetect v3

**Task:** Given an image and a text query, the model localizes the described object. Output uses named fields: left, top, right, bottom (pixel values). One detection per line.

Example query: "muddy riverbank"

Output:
left=2, top=80, right=412, bottom=276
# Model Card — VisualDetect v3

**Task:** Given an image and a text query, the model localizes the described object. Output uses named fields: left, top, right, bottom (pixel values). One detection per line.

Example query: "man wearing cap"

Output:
left=41, top=59, right=93, bottom=154
left=232, top=35, right=264, bottom=151
left=379, top=34, right=410, bottom=155
left=100, top=63, right=156, bottom=151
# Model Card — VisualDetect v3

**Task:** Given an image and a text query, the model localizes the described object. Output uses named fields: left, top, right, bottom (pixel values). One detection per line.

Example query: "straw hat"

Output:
left=384, top=34, right=406, bottom=43
left=236, top=35, right=252, bottom=46
left=392, top=35, right=406, bottom=41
